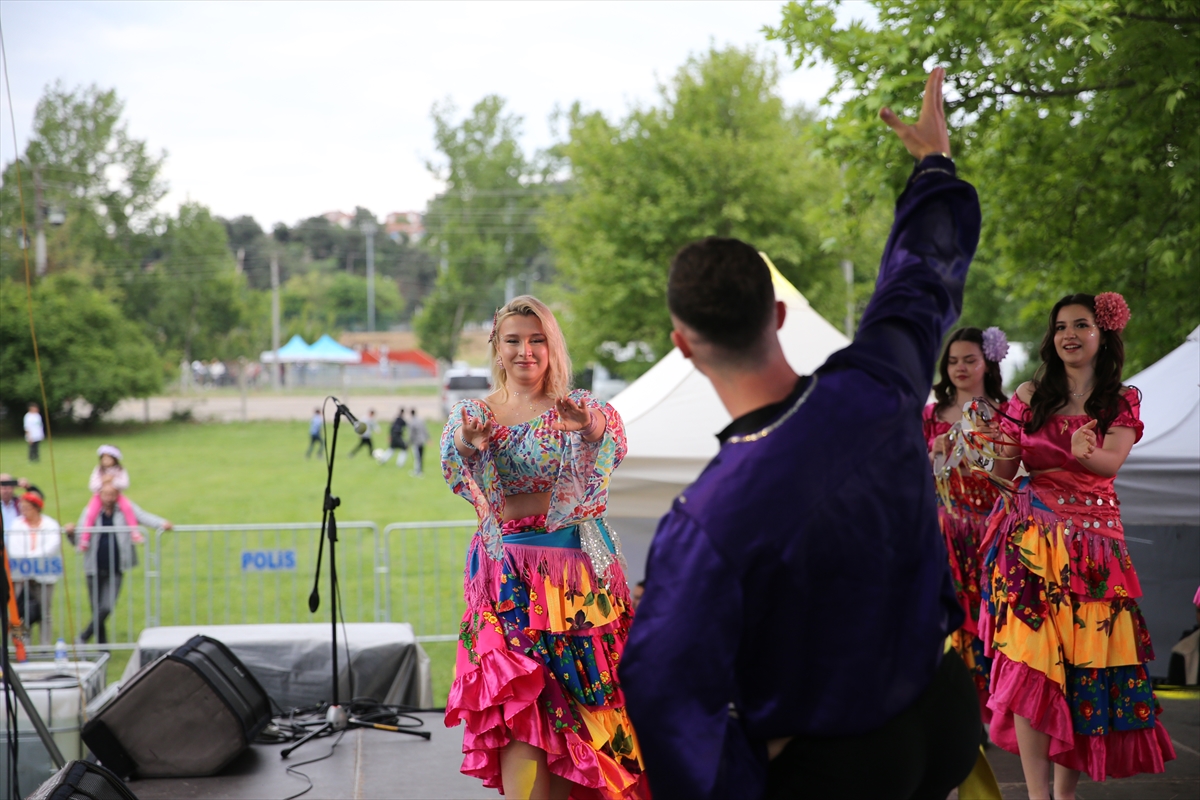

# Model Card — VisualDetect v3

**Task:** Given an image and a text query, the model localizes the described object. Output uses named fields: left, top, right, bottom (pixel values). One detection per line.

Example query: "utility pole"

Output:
left=841, top=259, right=854, bottom=339
left=270, top=252, right=281, bottom=388
left=32, top=164, right=46, bottom=276
left=361, top=221, right=377, bottom=332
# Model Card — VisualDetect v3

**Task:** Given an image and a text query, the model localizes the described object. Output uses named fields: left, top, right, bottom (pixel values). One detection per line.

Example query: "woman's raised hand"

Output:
left=553, top=396, right=593, bottom=433
left=1072, top=419, right=1099, bottom=460
left=880, top=67, right=951, bottom=160
left=460, top=406, right=493, bottom=452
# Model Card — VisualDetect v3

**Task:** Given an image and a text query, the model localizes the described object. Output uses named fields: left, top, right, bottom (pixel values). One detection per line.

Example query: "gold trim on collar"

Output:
left=725, top=375, right=818, bottom=445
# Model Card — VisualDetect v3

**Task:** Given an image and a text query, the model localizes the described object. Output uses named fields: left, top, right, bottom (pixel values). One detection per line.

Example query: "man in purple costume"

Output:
left=622, top=69, right=982, bottom=799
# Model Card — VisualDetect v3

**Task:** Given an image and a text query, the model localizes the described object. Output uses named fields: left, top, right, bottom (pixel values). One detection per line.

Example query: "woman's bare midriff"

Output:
left=503, top=491, right=551, bottom=522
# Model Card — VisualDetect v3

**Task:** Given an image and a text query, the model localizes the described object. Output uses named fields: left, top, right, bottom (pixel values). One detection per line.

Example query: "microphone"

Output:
left=331, top=397, right=369, bottom=435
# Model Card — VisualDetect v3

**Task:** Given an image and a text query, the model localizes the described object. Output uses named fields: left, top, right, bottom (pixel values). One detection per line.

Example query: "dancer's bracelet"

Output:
left=580, top=410, right=603, bottom=439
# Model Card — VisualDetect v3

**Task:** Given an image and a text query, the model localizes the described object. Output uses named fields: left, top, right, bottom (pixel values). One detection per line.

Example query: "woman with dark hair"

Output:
left=923, top=326, right=1009, bottom=719
left=982, top=293, right=1175, bottom=799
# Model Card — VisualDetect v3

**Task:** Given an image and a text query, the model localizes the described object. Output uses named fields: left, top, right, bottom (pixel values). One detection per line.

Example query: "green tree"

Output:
left=131, top=203, right=249, bottom=363
left=769, top=0, right=1200, bottom=371
left=281, top=271, right=403, bottom=338
left=541, top=45, right=866, bottom=378
left=0, top=275, right=162, bottom=425
left=416, top=96, right=554, bottom=361
left=0, top=81, right=167, bottom=282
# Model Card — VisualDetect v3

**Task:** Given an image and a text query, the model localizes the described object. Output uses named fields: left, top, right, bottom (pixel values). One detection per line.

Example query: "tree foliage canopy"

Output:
left=769, top=0, right=1200, bottom=370
left=0, top=275, right=161, bottom=425
left=541, top=45, right=884, bottom=378
left=0, top=81, right=167, bottom=281
left=416, top=97, right=554, bottom=361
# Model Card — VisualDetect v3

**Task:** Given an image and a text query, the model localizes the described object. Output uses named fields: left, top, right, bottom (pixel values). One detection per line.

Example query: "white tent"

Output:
left=1115, top=325, right=1200, bottom=526
left=608, top=257, right=850, bottom=517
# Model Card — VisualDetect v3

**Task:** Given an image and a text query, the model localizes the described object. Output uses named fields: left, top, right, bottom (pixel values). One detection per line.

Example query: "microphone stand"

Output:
left=283, top=403, right=428, bottom=759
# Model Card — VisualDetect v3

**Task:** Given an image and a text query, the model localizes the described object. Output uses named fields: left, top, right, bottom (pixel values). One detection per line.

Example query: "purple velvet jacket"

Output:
left=621, top=156, right=979, bottom=799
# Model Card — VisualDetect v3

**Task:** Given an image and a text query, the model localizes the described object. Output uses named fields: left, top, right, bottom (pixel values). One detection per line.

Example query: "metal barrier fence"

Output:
left=24, top=525, right=150, bottom=651
left=379, top=521, right=477, bottom=641
left=152, top=522, right=380, bottom=628
left=17, top=519, right=476, bottom=650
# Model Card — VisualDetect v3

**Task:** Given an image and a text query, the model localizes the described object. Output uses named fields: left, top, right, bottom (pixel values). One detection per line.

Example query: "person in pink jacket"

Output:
left=81, top=445, right=138, bottom=532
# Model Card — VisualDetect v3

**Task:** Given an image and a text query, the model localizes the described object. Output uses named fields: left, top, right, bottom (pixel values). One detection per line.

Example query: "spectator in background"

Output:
left=23, top=403, right=44, bottom=463
left=407, top=408, right=429, bottom=476
left=65, top=482, right=172, bottom=644
left=1, top=473, right=27, bottom=531
left=306, top=408, right=325, bottom=459
left=349, top=409, right=377, bottom=457
left=375, top=408, right=408, bottom=467
left=6, top=489, right=61, bottom=644
left=81, top=445, right=138, bottom=532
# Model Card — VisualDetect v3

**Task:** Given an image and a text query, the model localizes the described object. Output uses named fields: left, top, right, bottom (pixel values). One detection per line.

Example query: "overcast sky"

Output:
left=1, top=1, right=873, bottom=229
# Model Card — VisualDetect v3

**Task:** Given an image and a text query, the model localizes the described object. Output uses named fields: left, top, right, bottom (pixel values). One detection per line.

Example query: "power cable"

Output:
left=1, top=10, right=86, bottom=745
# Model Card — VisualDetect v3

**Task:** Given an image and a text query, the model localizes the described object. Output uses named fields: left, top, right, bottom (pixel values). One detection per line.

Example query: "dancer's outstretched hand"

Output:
left=553, top=396, right=593, bottom=432
left=460, top=405, right=492, bottom=452
left=881, top=67, right=951, bottom=160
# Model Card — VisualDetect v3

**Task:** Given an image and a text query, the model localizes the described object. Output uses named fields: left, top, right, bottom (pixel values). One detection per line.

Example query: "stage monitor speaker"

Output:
left=82, top=635, right=271, bottom=779
left=28, top=760, right=140, bottom=800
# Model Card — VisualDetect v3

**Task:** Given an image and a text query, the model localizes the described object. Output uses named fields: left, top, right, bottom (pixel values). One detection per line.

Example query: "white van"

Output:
left=441, top=367, right=493, bottom=416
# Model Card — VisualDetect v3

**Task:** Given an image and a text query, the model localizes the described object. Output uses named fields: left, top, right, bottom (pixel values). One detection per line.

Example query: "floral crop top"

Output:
left=441, top=389, right=627, bottom=561
left=999, top=389, right=1143, bottom=474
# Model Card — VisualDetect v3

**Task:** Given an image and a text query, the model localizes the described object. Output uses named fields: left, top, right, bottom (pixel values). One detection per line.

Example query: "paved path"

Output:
left=108, top=394, right=442, bottom=424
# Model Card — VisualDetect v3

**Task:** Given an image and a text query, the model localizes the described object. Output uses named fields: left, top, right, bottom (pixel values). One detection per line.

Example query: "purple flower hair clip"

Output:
left=982, top=326, right=1009, bottom=363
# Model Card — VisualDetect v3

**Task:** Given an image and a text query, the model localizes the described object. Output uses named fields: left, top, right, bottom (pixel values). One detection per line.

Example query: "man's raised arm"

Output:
left=826, top=68, right=981, bottom=399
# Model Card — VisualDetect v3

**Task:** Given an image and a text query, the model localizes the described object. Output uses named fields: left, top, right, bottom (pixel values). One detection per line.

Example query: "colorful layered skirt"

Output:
left=980, top=473, right=1176, bottom=781
left=445, top=516, right=650, bottom=799
left=939, top=470, right=999, bottom=722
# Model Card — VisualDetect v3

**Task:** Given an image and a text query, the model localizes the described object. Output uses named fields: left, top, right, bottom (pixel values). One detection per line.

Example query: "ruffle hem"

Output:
left=446, top=524, right=648, bottom=799
left=981, top=477, right=1175, bottom=782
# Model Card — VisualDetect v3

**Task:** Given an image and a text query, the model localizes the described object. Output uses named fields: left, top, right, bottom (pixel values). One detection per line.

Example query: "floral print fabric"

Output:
left=980, top=396, right=1175, bottom=781
left=441, top=389, right=627, bottom=562
left=441, top=392, right=647, bottom=797
left=923, top=403, right=997, bottom=716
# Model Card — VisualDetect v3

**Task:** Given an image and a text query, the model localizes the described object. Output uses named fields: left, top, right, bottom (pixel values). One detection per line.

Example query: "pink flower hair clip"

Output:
left=981, top=326, right=1009, bottom=363
left=1094, top=292, right=1130, bottom=332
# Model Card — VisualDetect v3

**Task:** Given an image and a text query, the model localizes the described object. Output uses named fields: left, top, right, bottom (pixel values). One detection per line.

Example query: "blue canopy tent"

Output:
left=307, top=335, right=361, bottom=364
left=260, top=334, right=314, bottom=363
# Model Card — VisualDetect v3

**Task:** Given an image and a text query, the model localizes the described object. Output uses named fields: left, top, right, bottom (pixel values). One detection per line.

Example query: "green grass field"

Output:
left=0, top=419, right=474, bottom=705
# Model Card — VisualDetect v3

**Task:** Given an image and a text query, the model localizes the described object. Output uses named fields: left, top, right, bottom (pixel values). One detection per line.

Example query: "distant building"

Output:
left=385, top=211, right=424, bottom=243
left=322, top=210, right=354, bottom=230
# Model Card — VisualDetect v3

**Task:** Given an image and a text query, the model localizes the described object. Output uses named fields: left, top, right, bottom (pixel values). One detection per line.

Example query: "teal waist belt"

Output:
left=469, top=519, right=614, bottom=579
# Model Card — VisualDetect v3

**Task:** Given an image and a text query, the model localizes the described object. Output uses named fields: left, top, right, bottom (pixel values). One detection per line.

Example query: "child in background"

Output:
left=81, top=446, right=142, bottom=543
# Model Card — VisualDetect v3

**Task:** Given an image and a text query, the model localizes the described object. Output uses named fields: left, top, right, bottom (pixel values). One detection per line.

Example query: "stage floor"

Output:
left=125, top=699, right=1198, bottom=800
left=129, top=713, right=491, bottom=800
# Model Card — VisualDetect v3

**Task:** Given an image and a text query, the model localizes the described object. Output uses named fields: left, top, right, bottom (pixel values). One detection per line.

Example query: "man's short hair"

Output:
left=668, top=237, right=775, bottom=352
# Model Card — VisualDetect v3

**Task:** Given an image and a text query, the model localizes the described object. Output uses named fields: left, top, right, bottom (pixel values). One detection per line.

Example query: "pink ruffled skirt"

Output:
left=445, top=519, right=650, bottom=798
left=980, top=475, right=1176, bottom=781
